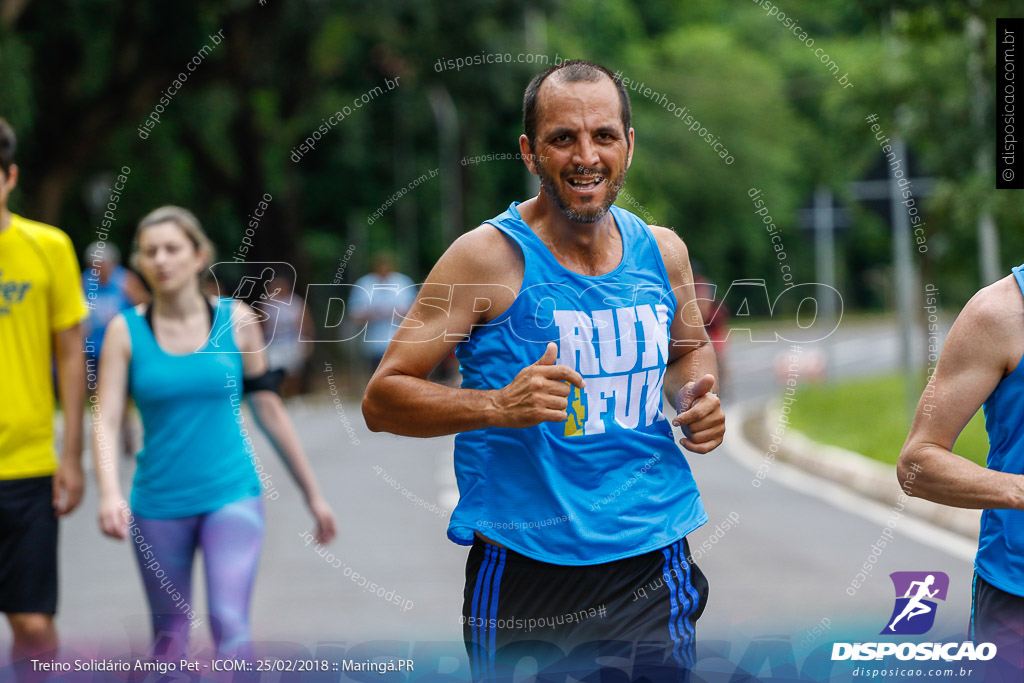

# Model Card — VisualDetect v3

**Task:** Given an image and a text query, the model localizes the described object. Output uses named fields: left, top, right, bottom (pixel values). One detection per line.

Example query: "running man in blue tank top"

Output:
left=900, top=265, right=1024, bottom=681
left=363, top=60, right=725, bottom=681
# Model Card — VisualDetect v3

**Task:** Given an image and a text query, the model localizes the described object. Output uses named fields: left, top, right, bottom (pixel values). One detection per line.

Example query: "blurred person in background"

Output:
left=899, top=262, right=1024, bottom=681
left=261, top=275, right=313, bottom=397
left=81, top=241, right=148, bottom=455
left=81, top=241, right=148, bottom=366
left=0, top=118, right=87, bottom=670
left=92, top=205, right=336, bottom=660
left=348, top=251, right=416, bottom=373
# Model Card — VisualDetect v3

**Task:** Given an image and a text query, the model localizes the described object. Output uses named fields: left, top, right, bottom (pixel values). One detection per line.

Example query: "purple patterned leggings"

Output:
left=129, top=495, right=264, bottom=658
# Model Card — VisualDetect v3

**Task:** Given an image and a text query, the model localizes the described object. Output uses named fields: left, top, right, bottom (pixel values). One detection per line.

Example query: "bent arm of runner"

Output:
left=898, top=279, right=1024, bottom=509
left=651, top=227, right=724, bottom=454
left=362, top=226, right=584, bottom=438
left=93, top=314, right=131, bottom=538
left=234, top=301, right=336, bottom=543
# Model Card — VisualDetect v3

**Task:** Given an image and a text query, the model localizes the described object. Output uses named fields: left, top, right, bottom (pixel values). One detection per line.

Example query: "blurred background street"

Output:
left=0, top=319, right=970, bottom=674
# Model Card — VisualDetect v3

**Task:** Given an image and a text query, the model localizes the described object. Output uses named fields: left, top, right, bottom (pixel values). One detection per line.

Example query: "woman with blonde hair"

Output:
left=92, top=206, right=335, bottom=658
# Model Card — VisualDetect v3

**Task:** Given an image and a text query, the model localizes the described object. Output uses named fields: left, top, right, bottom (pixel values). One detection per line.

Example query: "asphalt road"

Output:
left=0, top=315, right=979, bottom=679
left=688, top=317, right=974, bottom=648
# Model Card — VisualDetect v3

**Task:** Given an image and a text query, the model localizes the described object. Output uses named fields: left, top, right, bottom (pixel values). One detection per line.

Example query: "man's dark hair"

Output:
left=523, top=59, right=631, bottom=154
left=0, top=118, right=15, bottom=177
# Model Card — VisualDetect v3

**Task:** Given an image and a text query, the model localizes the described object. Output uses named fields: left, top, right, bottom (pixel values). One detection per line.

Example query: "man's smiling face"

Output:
left=530, top=75, right=633, bottom=224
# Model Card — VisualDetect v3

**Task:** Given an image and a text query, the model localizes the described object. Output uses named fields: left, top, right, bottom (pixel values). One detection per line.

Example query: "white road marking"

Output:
left=728, top=399, right=977, bottom=562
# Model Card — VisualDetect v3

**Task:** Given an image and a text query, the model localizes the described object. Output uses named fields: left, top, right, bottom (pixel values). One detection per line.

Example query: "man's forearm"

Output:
left=363, top=374, right=500, bottom=437
left=663, top=342, right=719, bottom=410
left=900, top=445, right=1024, bottom=509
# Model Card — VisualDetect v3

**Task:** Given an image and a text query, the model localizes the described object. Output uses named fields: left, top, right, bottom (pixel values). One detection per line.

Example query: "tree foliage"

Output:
left=0, top=0, right=1017, bottom=312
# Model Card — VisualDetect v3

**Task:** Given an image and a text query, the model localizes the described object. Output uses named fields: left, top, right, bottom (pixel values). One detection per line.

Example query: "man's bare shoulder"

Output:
left=648, top=225, right=691, bottom=262
left=437, top=224, right=523, bottom=287
left=648, top=225, right=687, bottom=250
left=962, top=275, right=1024, bottom=334
left=950, top=275, right=1024, bottom=373
left=647, top=225, right=691, bottom=287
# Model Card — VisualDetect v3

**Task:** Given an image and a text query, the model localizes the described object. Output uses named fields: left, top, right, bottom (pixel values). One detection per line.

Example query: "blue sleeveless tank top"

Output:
left=448, top=202, right=707, bottom=565
left=976, top=264, right=1024, bottom=596
left=123, top=297, right=260, bottom=518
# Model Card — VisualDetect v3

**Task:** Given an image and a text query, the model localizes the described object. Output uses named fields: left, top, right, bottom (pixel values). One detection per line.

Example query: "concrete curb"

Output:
left=743, top=399, right=982, bottom=541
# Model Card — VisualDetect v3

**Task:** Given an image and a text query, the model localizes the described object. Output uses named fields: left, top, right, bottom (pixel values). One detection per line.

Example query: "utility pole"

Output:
left=524, top=7, right=545, bottom=196
left=888, top=136, right=920, bottom=422
left=427, top=86, right=462, bottom=248
left=813, top=186, right=837, bottom=381
left=848, top=168, right=935, bottom=424
left=394, top=91, right=418, bottom=274
left=797, top=186, right=843, bottom=382
left=967, top=5, right=1001, bottom=285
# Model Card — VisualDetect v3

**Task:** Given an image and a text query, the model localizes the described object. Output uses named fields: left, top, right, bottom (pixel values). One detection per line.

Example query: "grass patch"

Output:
left=788, top=372, right=988, bottom=467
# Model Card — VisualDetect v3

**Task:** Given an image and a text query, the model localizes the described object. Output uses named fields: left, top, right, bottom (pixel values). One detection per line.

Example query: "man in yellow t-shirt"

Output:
left=0, top=118, right=87, bottom=661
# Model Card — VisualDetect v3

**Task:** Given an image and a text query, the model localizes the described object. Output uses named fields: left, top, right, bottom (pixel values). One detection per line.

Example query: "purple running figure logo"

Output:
left=882, top=571, right=949, bottom=635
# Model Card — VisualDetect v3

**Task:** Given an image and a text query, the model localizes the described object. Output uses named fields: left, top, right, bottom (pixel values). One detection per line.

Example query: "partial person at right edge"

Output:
left=899, top=263, right=1024, bottom=682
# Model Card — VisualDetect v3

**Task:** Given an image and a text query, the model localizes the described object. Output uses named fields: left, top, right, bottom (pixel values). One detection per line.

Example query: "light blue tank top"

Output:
left=976, top=264, right=1024, bottom=596
left=124, top=297, right=260, bottom=518
left=449, top=202, right=707, bottom=565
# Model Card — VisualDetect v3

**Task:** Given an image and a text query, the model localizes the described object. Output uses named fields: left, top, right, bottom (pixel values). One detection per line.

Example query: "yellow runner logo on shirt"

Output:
left=0, top=271, right=32, bottom=316
left=564, top=385, right=586, bottom=437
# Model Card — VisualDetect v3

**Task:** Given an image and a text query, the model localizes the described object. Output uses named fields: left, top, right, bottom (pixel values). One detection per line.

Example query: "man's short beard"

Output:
left=533, top=153, right=626, bottom=224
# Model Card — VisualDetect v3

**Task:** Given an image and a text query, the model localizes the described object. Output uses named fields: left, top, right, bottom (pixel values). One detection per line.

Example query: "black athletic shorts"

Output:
left=0, top=476, right=58, bottom=614
left=462, top=535, right=709, bottom=682
left=971, top=572, right=1024, bottom=679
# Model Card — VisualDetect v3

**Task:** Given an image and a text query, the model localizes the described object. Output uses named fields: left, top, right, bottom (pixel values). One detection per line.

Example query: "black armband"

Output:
left=243, top=368, right=286, bottom=394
